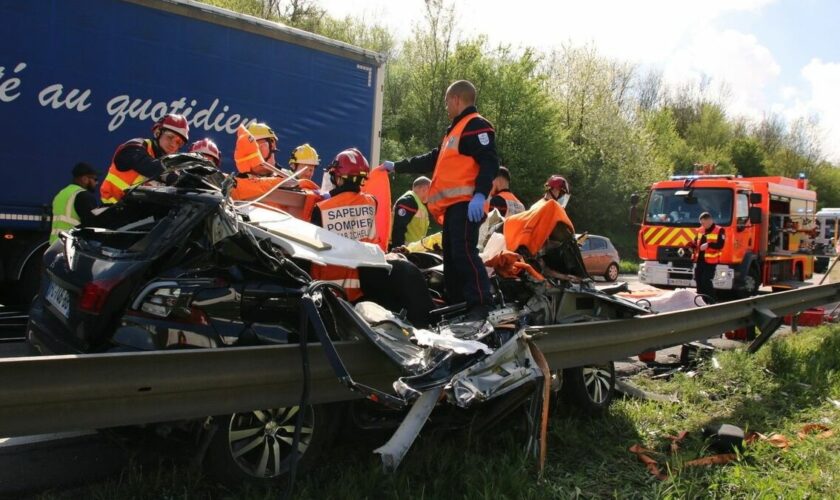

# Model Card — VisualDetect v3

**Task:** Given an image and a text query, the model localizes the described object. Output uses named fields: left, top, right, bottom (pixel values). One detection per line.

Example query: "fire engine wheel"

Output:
left=205, top=403, right=341, bottom=485
left=560, top=362, right=615, bottom=415
left=604, top=263, right=620, bottom=282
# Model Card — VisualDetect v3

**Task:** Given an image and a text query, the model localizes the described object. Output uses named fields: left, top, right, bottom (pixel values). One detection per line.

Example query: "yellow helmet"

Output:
left=289, top=143, right=320, bottom=166
left=247, top=122, right=277, bottom=141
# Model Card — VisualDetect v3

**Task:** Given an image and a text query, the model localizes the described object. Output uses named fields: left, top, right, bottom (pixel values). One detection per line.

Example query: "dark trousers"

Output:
left=695, top=261, right=716, bottom=303
left=359, top=259, right=434, bottom=328
left=441, top=201, right=492, bottom=308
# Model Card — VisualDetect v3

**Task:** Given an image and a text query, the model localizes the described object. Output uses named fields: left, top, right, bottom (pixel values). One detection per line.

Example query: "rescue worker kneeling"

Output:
left=311, top=148, right=434, bottom=327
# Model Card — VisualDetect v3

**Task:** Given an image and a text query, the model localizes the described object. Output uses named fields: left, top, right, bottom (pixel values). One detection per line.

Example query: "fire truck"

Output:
left=635, top=173, right=817, bottom=296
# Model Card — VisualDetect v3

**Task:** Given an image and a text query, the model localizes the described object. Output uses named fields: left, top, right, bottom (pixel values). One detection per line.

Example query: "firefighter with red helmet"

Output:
left=539, top=174, right=571, bottom=207
left=100, top=113, right=190, bottom=204
left=188, top=138, right=222, bottom=167
left=312, top=148, right=435, bottom=326
left=309, top=148, right=378, bottom=302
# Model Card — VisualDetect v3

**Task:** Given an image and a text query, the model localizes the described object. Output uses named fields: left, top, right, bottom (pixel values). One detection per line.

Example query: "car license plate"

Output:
left=667, top=278, right=693, bottom=287
left=46, top=281, right=71, bottom=319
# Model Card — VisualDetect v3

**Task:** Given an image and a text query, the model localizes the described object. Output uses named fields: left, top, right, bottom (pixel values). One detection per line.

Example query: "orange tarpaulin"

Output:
left=503, top=198, right=575, bottom=255
left=362, top=165, right=392, bottom=252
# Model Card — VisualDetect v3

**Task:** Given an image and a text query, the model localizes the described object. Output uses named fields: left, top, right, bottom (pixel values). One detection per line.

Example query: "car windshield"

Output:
left=645, top=188, right=733, bottom=226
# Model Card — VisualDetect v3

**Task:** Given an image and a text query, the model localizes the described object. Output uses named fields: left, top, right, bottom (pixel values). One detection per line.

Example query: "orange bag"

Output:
left=361, top=165, right=392, bottom=252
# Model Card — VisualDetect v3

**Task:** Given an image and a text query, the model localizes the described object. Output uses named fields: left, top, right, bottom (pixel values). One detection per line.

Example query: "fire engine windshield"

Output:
left=645, top=188, right=733, bottom=226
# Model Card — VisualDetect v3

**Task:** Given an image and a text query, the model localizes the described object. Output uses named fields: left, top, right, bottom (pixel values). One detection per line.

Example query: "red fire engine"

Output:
left=635, top=173, right=817, bottom=296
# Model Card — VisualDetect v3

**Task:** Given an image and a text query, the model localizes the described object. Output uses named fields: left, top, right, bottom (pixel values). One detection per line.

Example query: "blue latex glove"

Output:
left=316, top=190, right=331, bottom=200
left=467, top=193, right=486, bottom=222
left=381, top=160, right=395, bottom=173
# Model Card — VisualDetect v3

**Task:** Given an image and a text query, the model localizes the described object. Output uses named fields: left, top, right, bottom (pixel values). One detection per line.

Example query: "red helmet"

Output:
left=152, top=114, right=190, bottom=142
left=328, top=148, right=370, bottom=178
left=545, top=175, right=570, bottom=195
left=188, top=138, right=221, bottom=167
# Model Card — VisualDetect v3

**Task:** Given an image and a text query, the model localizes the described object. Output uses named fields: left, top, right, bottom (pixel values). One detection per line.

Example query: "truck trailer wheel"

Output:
left=560, top=362, right=615, bottom=415
left=205, top=403, right=341, bottom=485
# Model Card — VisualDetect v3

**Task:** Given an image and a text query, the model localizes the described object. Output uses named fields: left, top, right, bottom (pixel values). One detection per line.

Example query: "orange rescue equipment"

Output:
left=361, top=164, right=392, bottom=251
left=503, top=199, right=575, bottom=256
left=426, top=112, right=485, bottom=224
left=100, top=138, right=156, bottom=204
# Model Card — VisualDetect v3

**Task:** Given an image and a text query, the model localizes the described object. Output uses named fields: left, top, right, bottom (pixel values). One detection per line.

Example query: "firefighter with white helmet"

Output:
left=100, top=113, right=190, bottom=204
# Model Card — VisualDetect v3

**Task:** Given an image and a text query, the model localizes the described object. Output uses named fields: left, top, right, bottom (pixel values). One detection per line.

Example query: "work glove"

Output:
left=381, top=160, right=395, bottom=173
left=700, top=242, right=709, bottom=251
left=316, top=190, right=331, bottom=200
left=467, top=193, right=486, bottom=223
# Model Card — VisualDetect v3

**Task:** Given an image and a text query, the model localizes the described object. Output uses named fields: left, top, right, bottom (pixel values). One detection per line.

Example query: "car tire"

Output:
left=560, top=362, right=615, bottom=415
left=603, top=263, right=619, bottom=282
left=205, top=403, right=341, bottom=485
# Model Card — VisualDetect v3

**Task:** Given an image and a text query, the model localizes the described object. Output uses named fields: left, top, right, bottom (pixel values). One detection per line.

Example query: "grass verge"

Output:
left=37, top=325, right=840, bottom=499
left=620, top=261, right=639, bottom=274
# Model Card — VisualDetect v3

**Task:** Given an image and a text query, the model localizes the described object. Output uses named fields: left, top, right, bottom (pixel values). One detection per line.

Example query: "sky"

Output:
left=318, top=0, right=840, bottom=161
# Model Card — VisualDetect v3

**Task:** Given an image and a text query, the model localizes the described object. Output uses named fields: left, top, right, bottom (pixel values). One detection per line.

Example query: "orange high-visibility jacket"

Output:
left=100, top=138, right=156, bottom=204
left=487, top=190, right=526, bottom=216
left=694, top=225, right=724, bottom=264
left=503, top=198, right=575, bottom=256
left=310, top=191, right=377, bottom=302
left=426, top=112, right=486, bottom=224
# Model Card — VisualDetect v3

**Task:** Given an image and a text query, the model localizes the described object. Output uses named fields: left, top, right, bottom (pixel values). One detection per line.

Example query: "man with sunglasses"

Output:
left=100, top=113, right=190, bottom=204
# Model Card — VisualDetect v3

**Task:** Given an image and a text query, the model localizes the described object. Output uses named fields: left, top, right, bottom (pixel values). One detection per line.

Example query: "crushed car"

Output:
left=27, top=155, right=651, bottom=484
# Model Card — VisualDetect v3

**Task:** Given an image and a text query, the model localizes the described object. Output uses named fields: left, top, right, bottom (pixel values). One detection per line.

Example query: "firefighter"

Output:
left=231, top=123, right=293, bottom=201
left=50, top=163, right=99, bottom=244
left=538, top=174, right=571, bottom=208
left=188, top=138, right=222, bottom=167
left=312, top=148, right=435, bottom=326
left=693, top=212, right=725, bottom=303
left=390, top=176, right=431, bottom=249
left=288, top=143, right=321, bottom=190
left=383, top=80, right=499, bottom=321
left=487, top=166, right=525, bottom=217
left=309, top=148, right=378, bottom=302
left=100, top=113, right=189, bottom=204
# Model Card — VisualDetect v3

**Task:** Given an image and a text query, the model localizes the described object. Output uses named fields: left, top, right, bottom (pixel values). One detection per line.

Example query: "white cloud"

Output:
left=663, top=28, right=781, bottom=119
left=800, top=59, right=840, bottom=160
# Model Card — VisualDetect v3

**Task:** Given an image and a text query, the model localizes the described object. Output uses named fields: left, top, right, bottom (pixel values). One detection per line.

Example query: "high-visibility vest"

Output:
left=310, top=191, right=377, bottom=302
left=393, top=190, right=429, bottom=245
left=695, top=225, right=723, bottom=264
left=427, top=112, right=488, bottom=224
left=491, top=190, right=525, bottom=216
left=100, top=138, right=156, bottom=204
left=50, top=184, right=85, bottom=244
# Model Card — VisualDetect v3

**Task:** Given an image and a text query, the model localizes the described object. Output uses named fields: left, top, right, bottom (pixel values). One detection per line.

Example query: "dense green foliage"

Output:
left=198, top=0, right=840, bottom=258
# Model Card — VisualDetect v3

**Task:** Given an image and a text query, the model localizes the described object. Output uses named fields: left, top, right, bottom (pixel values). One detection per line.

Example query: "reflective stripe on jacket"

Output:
left=100, top=138, right=155, bottom=204
left=310, top=191, right=378, bottom=302
left=426, top=112, right=483, bottom=224
left=396, top=190, right=430, bottom=245
left=50, top=184, right=85, bottom=244
left=695, top=225, right=724, bottom=264
left=497, top=191, right=526, bottom=216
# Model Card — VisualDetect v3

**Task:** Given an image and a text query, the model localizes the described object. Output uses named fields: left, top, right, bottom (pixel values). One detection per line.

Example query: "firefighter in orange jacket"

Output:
left=487, top=166, right=525, bottom=217
left=310, top=148, right=378, bottom=302
left=693, top=212, right=725, bottom=303
left=100, top=113, right=189, bottom=204
left=383, top=80, right=499, bottom=321
left=312, top=148, right=435, bottom=326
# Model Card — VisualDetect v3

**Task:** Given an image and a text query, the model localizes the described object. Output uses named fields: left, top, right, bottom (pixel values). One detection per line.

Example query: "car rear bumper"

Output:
left=26, top=299, right=86, bottom=355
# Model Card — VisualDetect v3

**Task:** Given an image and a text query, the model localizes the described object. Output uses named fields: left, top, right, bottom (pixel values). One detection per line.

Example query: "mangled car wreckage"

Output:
left=27, top=155, right=650, bottom=483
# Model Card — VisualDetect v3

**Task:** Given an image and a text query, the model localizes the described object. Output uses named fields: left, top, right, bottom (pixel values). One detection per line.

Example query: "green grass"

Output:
left=38, top=325, right=840, bottom=499
left=619, top=260, right=639, bottom=274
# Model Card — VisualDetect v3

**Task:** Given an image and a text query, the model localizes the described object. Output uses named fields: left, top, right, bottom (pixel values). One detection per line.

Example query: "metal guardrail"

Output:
left=1, top=283, right=839, bottom=438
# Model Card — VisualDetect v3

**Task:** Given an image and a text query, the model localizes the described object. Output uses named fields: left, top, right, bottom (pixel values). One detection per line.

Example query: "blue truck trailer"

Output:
left=0, top=0, right=386, bottom=306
